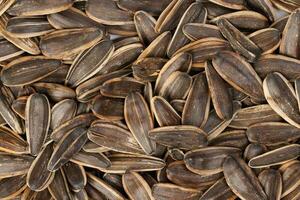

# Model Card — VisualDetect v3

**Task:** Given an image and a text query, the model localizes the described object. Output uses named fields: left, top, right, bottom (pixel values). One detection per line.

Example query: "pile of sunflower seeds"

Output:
left=0, top=0, right=300, bottom=199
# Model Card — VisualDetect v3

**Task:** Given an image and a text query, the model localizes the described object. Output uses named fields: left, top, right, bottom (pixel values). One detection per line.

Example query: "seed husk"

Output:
left=246, top=0, right=275, bottom=21
left=248, top=144, right=300, bottom=168
left=149, top=125, right=207, bottom=150
left=48, top=169, right=72, bottom=200
left=183, top=23, right=223, bottom=41
left=11, top=96, right=27, bottom=119
left=0, top=39, right=23, bottom=62
left=258, top=169, right=282, bottom=200
left=170, top=99, right=185, bottom=113
left=280, top=161, right=300, bottom=197
left=62, top=162, right=86, bottom=192
left=0, top=175, right=27, bottom=200
left=0, top=126, right=27, bottom=154
left=51, top=99, right=77, bottom=130
left=208, top=130, right=248, bottom=149
left=223, top=156, right=268, bottom=200
left=70, top=151, right=111, bottom=170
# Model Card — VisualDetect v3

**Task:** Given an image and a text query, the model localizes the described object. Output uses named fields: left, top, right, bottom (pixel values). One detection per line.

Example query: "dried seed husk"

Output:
left=87, top=173, right=126, bottom=200
left=151, top=96, right=181, bottom=126
left=0, top=14, right=40, bottom=55
left=125, top=92, right=155, bottom=155
left=70, top=151, right=111, bottom=170
left=167, top=2, right=207, bottom=57
left=11, top=96, right=27, bottom=119
left=254, top=54, right=300, bottom=81
left=208, top=130, right=248, bottom=149
left=33, top=82, right=75, bottom=102
left=149, top=125, right=207, bottom=150
left=82, top=141, right=110, bottom=153
left=217, top=18, right=262, bottom=62
left=246, top=122, right=300, bottom=145
left=101, top=77, right=145, bottom=98
left=2, top=56, right=62, bottom=87
left=25, top=93, right=50, bottom=156
left=40, top=64, right=69, bottom=84
left=167, top=161, right=223, bottom=189
left=184, top=146, right=241, bottom=175
left=0, top=88, right=23, bottom=134
left=248, top=144, right=300, bottom=168
left=132, top=58, right=167, bottom=82
left=202, top=101, right=241, bottom=140
left=174, top=37, right=231, bottom=65
left=134, top=11, right=159, bottom=46
left=199, top=177, right=236, bottom=200
left=182, top=73, right=210, bottom=126
left=152, top=183, right=202, bottom=200
left=40, top=28, right=103, bottom=60
left=159, top=71, right=192, bottom=100
left=103, top=153, right=165, bottom=173
left=208, top=0, right=245, bottom=10
left=0, top=39, right=23, bottom=62
left=258, top=169, right=282, bottom=200
left=212, top=51, right=264, bottom=102
left=48, top=169, right=72, bottom=200
left=183, top=23, right=223, bottom=41
left=91, top=95, right=124, bottom=121
left=7, top=0, right=73, bottom=16
left=0, top=126, right=27, bottom=154
left=155, top=52, right=192, bottom=94
left=0, top=175, right=26, bottom=200
left=280, top=8, right=300, bottom=59
left=100, top=43, right=143, bottom=74
left=280, top=161, right=300, bottom=197
left=223, top=156, right=268, bottom=200
left=51, top=99, right=77, bottom=130
left=155, top=0, right=194, bottom=32
left=47, top=7, right=105, bottom=29
left=248, top=28, right=281, bottom=55
left=122, top=171, right=154, bottom=200
left=6, top=16, right=54, bottom=38
left=65, top=39, right=114, bottom=87
left=86, top=0, right=133, bottom=25
left=229, top=104, right=282, bottom=129
left=63, top=162, right=86, bottom=192
left=107, top=23, right=137, bottom=36
left=0, top=153, right=33, bottom=178
left=170, top=99, right=185, bottom=113
left=211, top=11, right=269, bottom=30
left=0, top=0, right=15, bottom=16
left=88, top=122, right=144, bottom=155
left=26, top=143, right=54, bottom=191
left=48, top=127, right=88, bottom=171
left=246, top=0, right=275, bottom=21
left=50, top=113, right=96, bottom=142
left=206, top=61, right=233, bottom=120
left=263, top=72, right=300, bottom=128
left=244, top=143, right=268, bottom=162
left=117, top=0, right=172, bottom=16
left=137, top=31, right=172, bottom=60
left=76, top=68, right=131, bottom=102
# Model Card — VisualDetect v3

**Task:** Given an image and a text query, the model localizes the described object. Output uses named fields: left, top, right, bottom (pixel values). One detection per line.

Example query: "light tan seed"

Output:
left=223, top=156, right=268, bottom=200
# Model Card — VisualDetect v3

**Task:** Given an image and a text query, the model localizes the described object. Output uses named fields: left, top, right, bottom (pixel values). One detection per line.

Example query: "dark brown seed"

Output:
left=0, top=39, right=23, bottom=62
left=125, top=92, right=155, bottom=155
left=0, top=175, right=26, bottom=200
left=107, top=23, right=137, bottom=36
left=86, top=0, right=133, bottom=25
left=258, top=169, right=282, bottom=200
left=212, top=51, right=264, bottom=102
left=103, top=173, right=124, bottom=192
left=91, top=95, right=124, bottom=121
left=11, top=96, right=27, bottom=119
left=87, top=122, right=144, bottom=155
left=280, top=8, right=300, bottom=59
left=167, top=161, right=223, bottom=189
left=0, top=126, right=28, bottom=154
left=280, top=161, right=300, bottom=198
left=152, top=183, right=202, bottom=200
left=26, top=143, right=54, bottom=191
left=48, top=169, right=72, bottom=200
left=170, top=99, right=185, bottom=113
left=184, top=146, right=241, bottom=175
left=270, top=16, right=289, bottom=32
left=149, top=125, right=207, bottom=150
left=244, top=143, right=268, bottom=162
left=223, top=156, right=268, bottom=200
left=151, top=96, right=181, bottom=126
left=51, top=99, right=77, bottom=130
left=208, top=0, right=245, bottom=10
left=122, top=171, right=154, bottom=200
left=48, top=127, right=88, bottom=171
left=246, top=0, right=275, bottom=21
left=25, top=93, right=50, bottom=156
left=248, top=144, right=300, bottom=168
left=2, top=56, right=62, bottom=87
left=63, top=162, right=86, bottom=192
left=7, top=0, right=73, bottom=16
left=70, top=151, right=111, bottom=170
left=183, top=23, right=223, bottom=41
left=208, top=130, right=248, bottom=149
left=101, top=77, right=145, bottom=98
left=246, top=122, right=300, bottom=145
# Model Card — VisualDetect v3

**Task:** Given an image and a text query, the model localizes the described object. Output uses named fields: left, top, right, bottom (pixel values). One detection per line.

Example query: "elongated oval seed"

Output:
left=63, top=162, right=86, bottom=192
left=25, top=93, right=50, bottom=156
left=183, top=23, right=223, bottom=41
left=125, top=92, right=155, bottom=155
left=149, top=125, right=207, bottom=150
left=248, top=144, right=300, bottom=168
left=70, top=151, right=111, bottom=170
left=223, top=156, right=268, bottom=200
